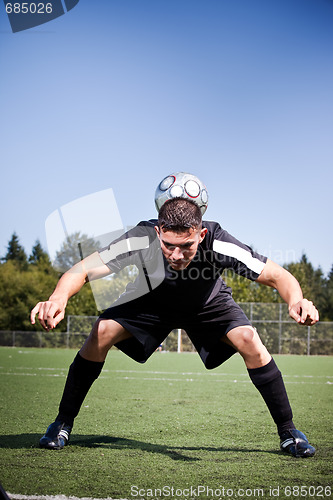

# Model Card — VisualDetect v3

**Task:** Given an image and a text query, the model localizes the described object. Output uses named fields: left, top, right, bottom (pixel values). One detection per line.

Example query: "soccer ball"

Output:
left=154, top=172, right=209, bottom=215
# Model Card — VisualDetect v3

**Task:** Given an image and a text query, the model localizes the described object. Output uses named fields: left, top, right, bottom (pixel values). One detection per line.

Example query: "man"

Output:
left=31, top=197, right=319, bottom=457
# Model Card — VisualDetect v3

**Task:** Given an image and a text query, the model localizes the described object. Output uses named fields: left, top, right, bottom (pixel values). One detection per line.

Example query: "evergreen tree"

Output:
left=3, top=232, right=28, bottom=268
left=285, top=254, right=327, bottom=317
left=321, top=265, right=333, bottom=320
left=29, top=240, right=54, bottom=275
left=29, top=240, right=50, bottom=264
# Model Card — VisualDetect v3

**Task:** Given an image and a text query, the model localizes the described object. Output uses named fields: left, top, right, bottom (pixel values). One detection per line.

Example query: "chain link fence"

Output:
left=1, top=304, right=332, bottom=355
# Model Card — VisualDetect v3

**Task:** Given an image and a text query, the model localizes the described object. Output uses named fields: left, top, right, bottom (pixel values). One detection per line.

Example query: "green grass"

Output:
left=0, top=347, right=332, bottom=499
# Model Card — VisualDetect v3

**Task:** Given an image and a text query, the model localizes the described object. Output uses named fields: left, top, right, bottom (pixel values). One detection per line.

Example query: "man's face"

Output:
left=155, top=226, right=207, bottom=270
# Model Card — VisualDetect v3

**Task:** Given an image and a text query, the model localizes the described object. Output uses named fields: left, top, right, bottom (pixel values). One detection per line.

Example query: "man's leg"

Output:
left=40, top=319, right=132, bottom=450
left=222, top=326, right=315, bottom=457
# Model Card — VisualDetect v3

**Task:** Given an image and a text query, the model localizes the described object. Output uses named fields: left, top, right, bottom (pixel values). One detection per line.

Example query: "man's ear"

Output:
left=199, top=227, right=208, bottom=242
left=154, top=226, right=160, bottom=237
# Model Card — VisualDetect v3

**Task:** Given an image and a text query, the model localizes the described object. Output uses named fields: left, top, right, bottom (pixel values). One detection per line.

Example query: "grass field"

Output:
left=0, top=347, right=332, bottom=500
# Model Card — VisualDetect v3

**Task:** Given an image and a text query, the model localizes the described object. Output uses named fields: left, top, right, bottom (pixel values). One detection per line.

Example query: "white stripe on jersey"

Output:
left=99, top=236, right=149, bottom=264
left=213, top=240, right=265, bottom=275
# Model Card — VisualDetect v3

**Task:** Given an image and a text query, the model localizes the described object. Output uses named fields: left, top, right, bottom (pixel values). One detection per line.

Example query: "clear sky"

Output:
left=0, top=0, right=332, bottom=274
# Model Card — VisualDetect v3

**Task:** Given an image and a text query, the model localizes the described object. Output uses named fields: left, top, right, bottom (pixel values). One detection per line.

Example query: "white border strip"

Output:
left=9, top=495, right=128, bottom=500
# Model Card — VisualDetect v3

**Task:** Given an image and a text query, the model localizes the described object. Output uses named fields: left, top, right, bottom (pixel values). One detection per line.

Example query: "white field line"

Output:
left=0, top=366, right=332, bottom=379
left=0, top=367, right=332, bottom=384
left=115, top=376, right=333, bottom=385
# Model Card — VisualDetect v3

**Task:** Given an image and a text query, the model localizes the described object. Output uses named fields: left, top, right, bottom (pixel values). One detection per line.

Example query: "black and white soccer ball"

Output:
left=155, top=172, right=209, bottom=215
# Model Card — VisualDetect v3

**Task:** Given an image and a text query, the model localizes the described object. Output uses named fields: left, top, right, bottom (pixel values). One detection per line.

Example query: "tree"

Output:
left=0, top=260, right=58, bottom=330
left=321, top=265, right=333, bottom=321
left=222, top=269, right=280, bottom=303
left=53, top=232, right=100, bottom=273
left=3, top=232, right=28, bottom=268
left=29, top=240, right=51, bottom=265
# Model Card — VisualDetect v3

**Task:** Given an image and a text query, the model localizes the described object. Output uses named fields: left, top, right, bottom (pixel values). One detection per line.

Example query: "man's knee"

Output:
left=88, top=319, right=115, bottom=346
left=238, top=326, right=256, bottom=346
left=228, top=326, right=258, bottom=350
left=90, top=319, right=105, bottom=342
left=225, top=325, right=267, bottom=355
left=89, top=319, right=132, bottom=346
left=225, top=325, right=271, bottom=368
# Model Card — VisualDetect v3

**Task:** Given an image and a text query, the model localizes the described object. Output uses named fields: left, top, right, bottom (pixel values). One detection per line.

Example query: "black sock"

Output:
left=56, top=352, right=104, bottom=428
left=247, top=358, right=295, bottom=437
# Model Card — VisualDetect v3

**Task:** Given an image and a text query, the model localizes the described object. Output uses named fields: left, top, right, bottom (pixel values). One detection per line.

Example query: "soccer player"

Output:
left=31, top=197, right=319, bottom=457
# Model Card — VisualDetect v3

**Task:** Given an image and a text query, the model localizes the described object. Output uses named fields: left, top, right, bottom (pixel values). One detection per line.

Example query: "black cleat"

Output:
left=280, top=429, right=315, bottom=458
left=39, top=421, right=72, bottom=450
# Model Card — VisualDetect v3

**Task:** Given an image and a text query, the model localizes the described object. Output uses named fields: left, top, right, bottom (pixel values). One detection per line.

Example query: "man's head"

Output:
left=155, top=198, right=207, bottom=270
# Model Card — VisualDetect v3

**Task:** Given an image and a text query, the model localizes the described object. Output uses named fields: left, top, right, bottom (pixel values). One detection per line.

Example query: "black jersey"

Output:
left=98, top=220, right=267, bottom=309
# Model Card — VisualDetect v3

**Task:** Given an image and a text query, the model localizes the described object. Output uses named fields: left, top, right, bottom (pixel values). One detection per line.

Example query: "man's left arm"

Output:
left=256, top=258, right=319, bottom=326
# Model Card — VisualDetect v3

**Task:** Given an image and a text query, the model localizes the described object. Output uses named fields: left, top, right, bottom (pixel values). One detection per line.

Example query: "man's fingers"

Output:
left=302, top=306, right=320, bottom=326
left=300, top=300, right=313, bottom=323
left=290, top=299, right=319, bottom=326
left=37, top=302, right=51, bottom=330
left=41, top=302, right=62, bottom=330
left=303, top=301, right=319, bottom=324
left=30, top=301, right=64, bottom=331
left=48, top=308, right=65, bottom=329
left=288, top=305, right=301, bottom=323
left=31, top=302, right=49, bottom=330
left=30, top=303, right=41, bottom=325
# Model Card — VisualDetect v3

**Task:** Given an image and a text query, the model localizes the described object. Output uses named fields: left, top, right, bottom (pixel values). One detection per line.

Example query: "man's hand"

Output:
left=289, top=299, right=319, bottom=326
left=30, top=300, right=66, bottom=331
left=30, top=252, right=109, bottom=331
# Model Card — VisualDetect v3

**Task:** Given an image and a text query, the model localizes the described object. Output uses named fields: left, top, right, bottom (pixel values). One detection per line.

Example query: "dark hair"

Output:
left=158, top=197, right=202, bottom=232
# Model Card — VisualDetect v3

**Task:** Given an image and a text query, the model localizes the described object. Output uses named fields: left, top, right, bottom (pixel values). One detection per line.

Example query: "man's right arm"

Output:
left=30, top=252, right=111, bottom=331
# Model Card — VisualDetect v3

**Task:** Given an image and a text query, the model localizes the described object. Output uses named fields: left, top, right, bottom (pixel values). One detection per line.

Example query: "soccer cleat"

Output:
left=39, top=421, right=72, bottom=450
left=280, top=429, right=315, bottom=458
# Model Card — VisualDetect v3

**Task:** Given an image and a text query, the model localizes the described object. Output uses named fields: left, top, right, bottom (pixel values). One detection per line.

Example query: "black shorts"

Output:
left=99, top=289, right=251, bottom=369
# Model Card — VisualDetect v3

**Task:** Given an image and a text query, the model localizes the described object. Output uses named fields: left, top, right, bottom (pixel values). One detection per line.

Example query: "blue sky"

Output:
left=0, top=0, right=332, bottom=274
